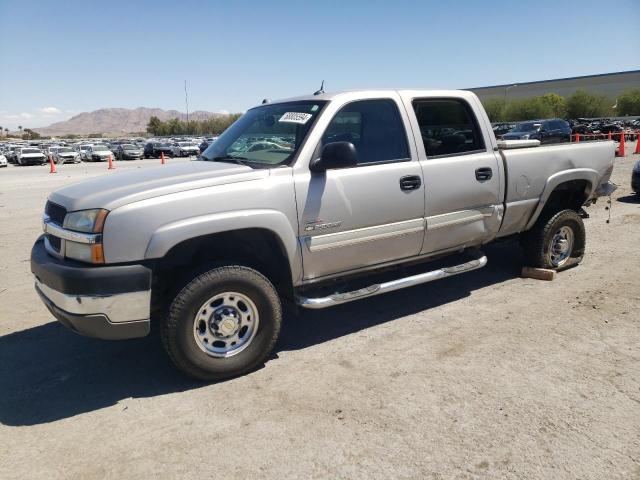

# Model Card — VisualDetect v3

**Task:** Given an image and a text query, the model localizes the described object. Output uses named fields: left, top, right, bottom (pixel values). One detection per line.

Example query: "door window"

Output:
left=322, top=99, right=410, bottom=165
left=412, top=99, right=485, bottom=158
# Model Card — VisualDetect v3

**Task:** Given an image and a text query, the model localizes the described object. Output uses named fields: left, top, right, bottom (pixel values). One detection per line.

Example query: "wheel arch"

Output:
left=147, top=210, right=301, bottom=300
left=525, top=169, right=597, bottom=230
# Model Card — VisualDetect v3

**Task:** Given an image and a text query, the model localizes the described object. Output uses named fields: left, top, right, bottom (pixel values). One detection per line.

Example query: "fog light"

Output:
left=65, top=241, right=105, bottom=264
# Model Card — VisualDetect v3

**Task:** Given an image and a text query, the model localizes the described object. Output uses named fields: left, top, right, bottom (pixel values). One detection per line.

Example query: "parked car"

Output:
left=87, top=144, right=114, bottom=162
left=5, top=145, right=20, bottom=163
left=116, top=144, right=144, bottom=160
left=144, top=142, right=173, bottom=158
left=32, top=89, right=616, bottom=381
left=198, top=137, right=218, bottom=153
left=502, top=119, right=571, bottom=144
left=492, top=123, right=516, bottom=139
left=79, top=144, right=93, bottom=161
left=53, top=147, right=81, bottom=164
left=171, top=141, right=200, bottom=157
left=0, top=154, right=7, bottom=168
left=16, top=147, right=46, bottom=165
left=632, top=160, right=640, bottom=195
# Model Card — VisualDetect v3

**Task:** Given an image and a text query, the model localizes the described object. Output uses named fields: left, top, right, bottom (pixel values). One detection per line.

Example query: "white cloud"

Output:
left=1, top=112, right=34, bottom=120
left=0, top=107, right=68, bottom=130
left=217, top=109, right=230, bottom=115
left=39, top=106, right=62, bottom=115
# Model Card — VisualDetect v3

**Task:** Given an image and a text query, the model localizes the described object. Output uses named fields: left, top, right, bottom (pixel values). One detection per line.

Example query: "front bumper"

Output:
left=31, top=236, right=152, bottom=340
left=22, top=157, right=46, bottom=165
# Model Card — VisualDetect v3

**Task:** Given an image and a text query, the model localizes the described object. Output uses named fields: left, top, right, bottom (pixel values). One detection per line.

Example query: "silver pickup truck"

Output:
left=31, top=89, right=616, bottom=380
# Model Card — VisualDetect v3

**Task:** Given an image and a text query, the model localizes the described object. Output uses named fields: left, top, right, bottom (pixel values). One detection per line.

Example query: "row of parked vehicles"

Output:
left=492, top=118, right=640, bottom=143
left=0, top=136, right=220, bottom=167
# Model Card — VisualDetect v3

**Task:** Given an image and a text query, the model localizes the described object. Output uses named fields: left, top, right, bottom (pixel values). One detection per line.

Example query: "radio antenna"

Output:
left=313, top=80, right=325, bottom=96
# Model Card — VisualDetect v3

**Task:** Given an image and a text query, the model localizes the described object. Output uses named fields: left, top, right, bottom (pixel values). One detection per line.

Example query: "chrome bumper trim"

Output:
left=43, top=216, right=101, bottom=244
left=35, top=278, right=150, bottom=323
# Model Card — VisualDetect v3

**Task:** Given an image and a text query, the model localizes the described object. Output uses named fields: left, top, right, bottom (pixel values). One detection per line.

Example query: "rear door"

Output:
left=401, top=93, right=503, bottom=255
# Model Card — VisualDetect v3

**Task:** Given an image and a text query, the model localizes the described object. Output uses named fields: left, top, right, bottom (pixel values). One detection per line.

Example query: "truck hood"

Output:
left=49, top=160, right=267, bottom=212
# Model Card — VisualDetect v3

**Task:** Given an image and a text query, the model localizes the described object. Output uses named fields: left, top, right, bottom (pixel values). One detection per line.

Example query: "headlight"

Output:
left=521, top=134, right=530, bottom=140
left=63, top=209, right=108, bottom=233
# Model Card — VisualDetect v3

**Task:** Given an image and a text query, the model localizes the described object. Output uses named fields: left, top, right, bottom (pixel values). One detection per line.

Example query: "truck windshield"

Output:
left=200, top=100, right=327, bottom=167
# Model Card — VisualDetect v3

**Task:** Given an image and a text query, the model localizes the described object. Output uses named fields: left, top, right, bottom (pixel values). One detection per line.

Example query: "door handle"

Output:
left=400, top=175, right=422, bottom=191
left=475, top=167, right=493, bottom=181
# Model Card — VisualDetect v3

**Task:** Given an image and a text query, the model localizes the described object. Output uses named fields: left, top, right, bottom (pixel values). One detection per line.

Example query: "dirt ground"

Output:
left=0, top=151, right=639, bottom=480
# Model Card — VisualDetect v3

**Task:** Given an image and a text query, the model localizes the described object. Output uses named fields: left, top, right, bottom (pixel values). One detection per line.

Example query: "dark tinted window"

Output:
left=412, top=99, right=485, bottom=157
left=322, top=99, right=409, bottom=164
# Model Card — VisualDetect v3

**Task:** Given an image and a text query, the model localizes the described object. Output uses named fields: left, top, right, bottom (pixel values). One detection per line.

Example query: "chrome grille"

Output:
left=47, top=234, right=61, bottom=252
left=45, top=201, right=66, bottom=225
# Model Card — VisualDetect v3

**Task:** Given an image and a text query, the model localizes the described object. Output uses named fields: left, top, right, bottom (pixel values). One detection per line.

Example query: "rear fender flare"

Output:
left=525, top=168, right=598, bottom=230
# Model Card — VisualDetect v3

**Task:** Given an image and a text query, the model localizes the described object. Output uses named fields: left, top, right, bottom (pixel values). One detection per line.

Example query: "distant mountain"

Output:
left=34, top=107, right=224, bottom=136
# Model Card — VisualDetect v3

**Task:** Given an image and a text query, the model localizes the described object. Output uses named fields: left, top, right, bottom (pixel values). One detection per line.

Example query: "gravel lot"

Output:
left=1, top=152, right=639, bottom=479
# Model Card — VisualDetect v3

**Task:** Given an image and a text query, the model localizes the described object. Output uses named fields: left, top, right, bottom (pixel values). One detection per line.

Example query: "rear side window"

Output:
left=322, top=99, right=409, bottom=165
left=412, top=99, right=485, bottom=158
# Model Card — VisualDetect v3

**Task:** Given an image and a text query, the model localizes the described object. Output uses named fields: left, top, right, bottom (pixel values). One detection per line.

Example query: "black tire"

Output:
left=523, top=209, right=585, bottom=270
left=161, top=265, right=282, bottom=381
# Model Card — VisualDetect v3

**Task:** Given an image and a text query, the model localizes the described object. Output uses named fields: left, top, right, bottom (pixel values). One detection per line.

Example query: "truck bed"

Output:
left=497, top=140, right=616, bottom=237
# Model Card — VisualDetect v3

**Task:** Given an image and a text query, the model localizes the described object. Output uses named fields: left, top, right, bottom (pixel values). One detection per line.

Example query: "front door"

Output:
left=294, top=97, right=425, bottom=281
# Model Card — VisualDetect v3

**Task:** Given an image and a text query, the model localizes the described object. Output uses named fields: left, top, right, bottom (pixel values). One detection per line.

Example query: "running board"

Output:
left=296, top=251, right=488, bottom=309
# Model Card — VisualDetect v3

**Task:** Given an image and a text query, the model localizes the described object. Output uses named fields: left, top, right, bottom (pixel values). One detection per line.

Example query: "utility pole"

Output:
left=184, top=80, right=189, bottom=136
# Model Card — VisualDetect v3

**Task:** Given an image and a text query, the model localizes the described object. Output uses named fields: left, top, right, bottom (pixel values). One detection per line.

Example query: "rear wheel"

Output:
left=523, top=209, right=585, bottom=270
left=161, top=265, right=282, bottom=381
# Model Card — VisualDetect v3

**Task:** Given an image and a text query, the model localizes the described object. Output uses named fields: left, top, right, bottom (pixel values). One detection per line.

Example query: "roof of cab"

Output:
left=261, top=89, right=478, bottom=107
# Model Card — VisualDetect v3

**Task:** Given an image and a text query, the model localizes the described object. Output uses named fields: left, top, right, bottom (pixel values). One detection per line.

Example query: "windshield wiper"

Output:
left=210, top=155, right=251, bottom=167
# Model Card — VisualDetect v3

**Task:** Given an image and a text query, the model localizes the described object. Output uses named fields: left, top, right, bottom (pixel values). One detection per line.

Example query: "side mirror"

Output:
left=310, top=141, right=357, bottom=173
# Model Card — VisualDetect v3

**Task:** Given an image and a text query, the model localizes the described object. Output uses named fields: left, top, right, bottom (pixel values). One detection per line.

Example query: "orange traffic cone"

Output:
left=607, top=131, right=612, bottom=141
left=616, top=133, right=625, bottom=157
left=634, top=133, right=640, bottom=154
left=160, top=152, right=166, bottom=165
left=49, top=155, right=57, bottom=174
left=575, top=133, right=580, bottom=143
left=108, top=154, right=115, bottom=169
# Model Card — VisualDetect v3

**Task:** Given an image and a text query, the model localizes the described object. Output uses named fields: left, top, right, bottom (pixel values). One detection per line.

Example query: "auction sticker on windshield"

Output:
left=279, top=112, right=313, bottom=124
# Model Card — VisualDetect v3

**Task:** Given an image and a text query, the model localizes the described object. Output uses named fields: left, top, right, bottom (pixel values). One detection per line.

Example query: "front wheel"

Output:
left=523, top=209, right=586, bottom=270
left=161, top=265, right=282, bottom=381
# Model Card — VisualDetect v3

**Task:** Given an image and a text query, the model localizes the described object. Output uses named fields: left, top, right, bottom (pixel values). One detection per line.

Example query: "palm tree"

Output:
left=0, top=126, right=3, bottom=137
left=3, top=128, right=7, bottom=136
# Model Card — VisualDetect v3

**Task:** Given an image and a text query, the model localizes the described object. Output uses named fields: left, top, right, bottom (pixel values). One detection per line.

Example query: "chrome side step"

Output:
left=296, top=251, right=488, bottom=309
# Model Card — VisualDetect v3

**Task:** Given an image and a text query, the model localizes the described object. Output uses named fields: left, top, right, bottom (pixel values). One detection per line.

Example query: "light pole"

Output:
left=504, top=84, right=518, bottom=101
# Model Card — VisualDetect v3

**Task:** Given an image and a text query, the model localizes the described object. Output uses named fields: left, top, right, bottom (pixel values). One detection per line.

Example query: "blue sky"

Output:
left=0, top=0, right=638, bottom=129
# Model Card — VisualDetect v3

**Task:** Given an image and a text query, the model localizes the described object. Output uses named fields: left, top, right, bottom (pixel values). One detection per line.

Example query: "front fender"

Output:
left=144, top=209, right=302, bottom=281
left=524, top=168, right=598, bottom=230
